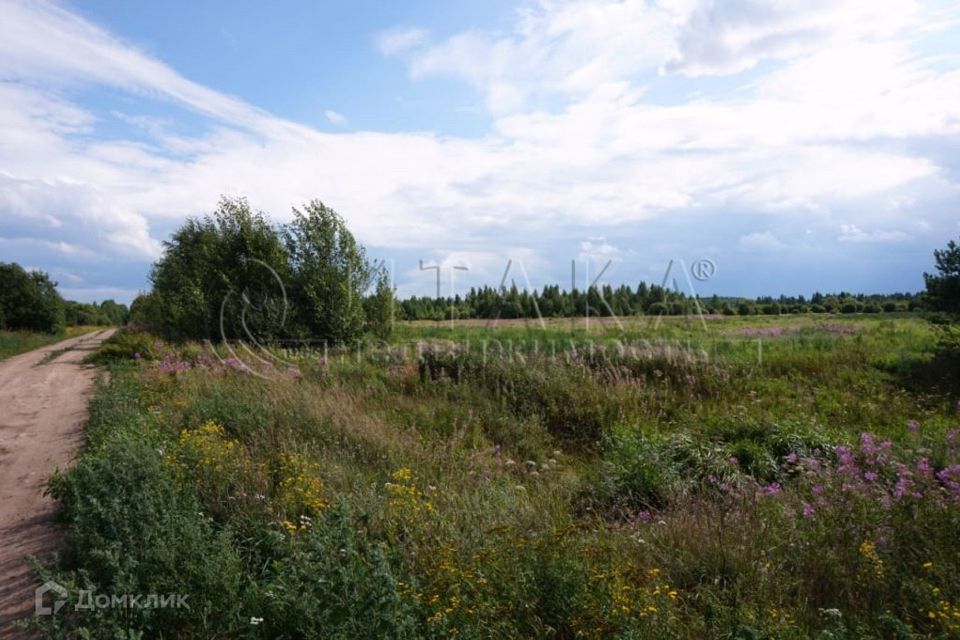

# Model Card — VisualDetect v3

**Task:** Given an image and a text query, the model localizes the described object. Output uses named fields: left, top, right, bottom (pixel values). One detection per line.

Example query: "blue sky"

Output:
left=1, top=0, right=959, bottom=304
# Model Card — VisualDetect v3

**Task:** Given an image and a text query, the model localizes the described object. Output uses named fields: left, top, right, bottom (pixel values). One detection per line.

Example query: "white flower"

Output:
left=250, top=616, right=264, bottom=625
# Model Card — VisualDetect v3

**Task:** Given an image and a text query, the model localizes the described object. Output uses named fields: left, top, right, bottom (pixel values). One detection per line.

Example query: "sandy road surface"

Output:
left=0, top=329, right=115, bottom=636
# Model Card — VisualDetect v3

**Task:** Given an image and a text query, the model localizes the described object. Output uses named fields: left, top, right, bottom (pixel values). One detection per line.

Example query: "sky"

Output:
left=1, top=0, right=959, bottom=304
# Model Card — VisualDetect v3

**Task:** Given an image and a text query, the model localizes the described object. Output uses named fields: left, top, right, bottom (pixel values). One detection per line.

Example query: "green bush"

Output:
left=45, top=419, right=244, bottom=636
left=253, top=502, right=422, bottom=639
left=90, top=330, right=158, bottom=363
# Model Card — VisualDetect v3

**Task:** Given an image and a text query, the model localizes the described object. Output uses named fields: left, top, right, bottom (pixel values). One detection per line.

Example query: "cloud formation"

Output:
left=0, top=0, right=959, bottom=300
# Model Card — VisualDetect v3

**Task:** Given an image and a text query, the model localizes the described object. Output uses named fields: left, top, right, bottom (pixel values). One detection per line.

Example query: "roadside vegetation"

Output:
left=0, top=326, right=106, bottom=361
left=0, top=260, right=128, bottom=360
left=34, top=314, right=960, bottom=639
left=25, top=200, right=960, bottom=638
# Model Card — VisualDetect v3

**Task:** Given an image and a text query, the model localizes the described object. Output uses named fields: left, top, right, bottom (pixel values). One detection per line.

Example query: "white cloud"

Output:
left=324, top=109, right=347, bottom=125
left=838, top=224, right=911, bottom=244
left=738, top=231, right=784, bottom=251
left=578, top=238, right=622, bottom=262
left=0, top=0, right=958, bottom=301
left=664, top=0, right=920, bottom=77
left=397, top=1, right=677, bottom=114
left=376, top=27, right=429, bottom=55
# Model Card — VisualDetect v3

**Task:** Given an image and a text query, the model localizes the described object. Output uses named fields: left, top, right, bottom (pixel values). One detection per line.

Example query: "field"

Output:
left=0, top=326, right=103, bottom=361
left=35, top=314, right=960, bottom=638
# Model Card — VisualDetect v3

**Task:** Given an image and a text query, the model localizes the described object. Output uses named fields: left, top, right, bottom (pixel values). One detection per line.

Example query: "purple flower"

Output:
left=761, top=482, right=782, bottom=496
left=947, top=429, right=958, bottom=445
left=864, top=471, right=878, bottom=482
left=802, top=502, right=816, bottom=519
left=907, top=420, right=919, bottom=432
left=937, top=465, right=960, bottom=499
left=133, top=352, right=141, bottom=360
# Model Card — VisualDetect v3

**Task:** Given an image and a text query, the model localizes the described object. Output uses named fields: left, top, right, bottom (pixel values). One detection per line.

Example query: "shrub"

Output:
left=90, top=330, right=158, bottom=363
left=596, top=431, right=737, bottom=512
left=646, top=301, right=669, bottom=316
left=45, top=424, right=244, bottom=636
left=254, top=502, right=422, bottom=639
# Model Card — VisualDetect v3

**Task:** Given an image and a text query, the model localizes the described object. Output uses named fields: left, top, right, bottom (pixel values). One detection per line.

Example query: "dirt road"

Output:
left=0, top=329, right=115, bottom=636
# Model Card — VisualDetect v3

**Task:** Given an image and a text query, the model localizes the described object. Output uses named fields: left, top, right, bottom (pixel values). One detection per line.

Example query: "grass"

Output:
left=33, top=314, right=960, bottom=638
left=0, top=326, right=102, bottom=361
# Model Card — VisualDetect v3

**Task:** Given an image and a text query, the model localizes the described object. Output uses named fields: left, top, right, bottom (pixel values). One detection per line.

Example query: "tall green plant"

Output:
left=283, top=200, right=370, bottom=344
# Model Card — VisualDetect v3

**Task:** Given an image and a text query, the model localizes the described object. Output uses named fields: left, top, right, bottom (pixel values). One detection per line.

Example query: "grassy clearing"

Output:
left=34, top=315, right=960, bottom=638
left=0, top=326, right=101, bottom=361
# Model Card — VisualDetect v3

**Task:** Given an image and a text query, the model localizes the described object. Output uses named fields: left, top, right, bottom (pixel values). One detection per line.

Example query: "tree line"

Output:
left=397, top=284, right=923, bottom=321
left=0, top=262, right=128, bottom=333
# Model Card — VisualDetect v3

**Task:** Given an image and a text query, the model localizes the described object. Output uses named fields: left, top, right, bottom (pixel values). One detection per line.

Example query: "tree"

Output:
left=283, top=200, right=370, bottom=344
left=149, top=197, right=289, bottom=341
left=924, top=238, right=960, bottom=316
left=0, top=262, right=65, bottom=333
left=364, top=266, right=395, bottom=341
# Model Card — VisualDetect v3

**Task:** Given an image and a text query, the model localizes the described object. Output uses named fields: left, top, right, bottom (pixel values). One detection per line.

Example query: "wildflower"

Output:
left=802, top=502, right=816, bottom=519
left=923, top=561, right=934, bottom=570
left=859, top=541, right=885, bottom=578
left=760, top=482, right=782, bottom=496
left=250, top=617, right=264, bottom=625
left=907, top=420, right=920, bottom=432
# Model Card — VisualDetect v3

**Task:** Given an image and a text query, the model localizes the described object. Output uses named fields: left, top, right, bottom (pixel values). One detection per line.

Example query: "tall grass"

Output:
left=0, top=325, right=101, bottom=360
left=35, top=315, right=960, bottom=638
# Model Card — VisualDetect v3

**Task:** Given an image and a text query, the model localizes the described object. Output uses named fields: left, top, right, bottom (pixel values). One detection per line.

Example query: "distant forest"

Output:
left=0, top=262, right=128, bottom=334
left=397, top=283, right=923, bottom=321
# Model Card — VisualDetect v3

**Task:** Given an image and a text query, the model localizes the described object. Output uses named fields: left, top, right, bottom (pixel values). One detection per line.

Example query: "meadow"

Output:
left=35, top=313, right=960, bottom=639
